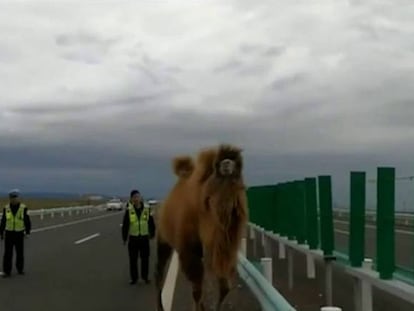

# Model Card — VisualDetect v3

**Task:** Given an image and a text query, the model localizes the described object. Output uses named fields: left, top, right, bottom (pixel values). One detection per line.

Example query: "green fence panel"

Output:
left=318, top=175, right=335, bottom=256
left=376, top=167, right=395, bottom=280
left=349, top=171, right=366, bottom=267
left=305, top=177, right=319, bottom=249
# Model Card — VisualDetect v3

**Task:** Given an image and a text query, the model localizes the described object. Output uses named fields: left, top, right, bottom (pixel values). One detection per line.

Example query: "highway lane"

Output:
left=0, top=210, right=158, bottom=311
left=334, top=220, right=414, bottom=270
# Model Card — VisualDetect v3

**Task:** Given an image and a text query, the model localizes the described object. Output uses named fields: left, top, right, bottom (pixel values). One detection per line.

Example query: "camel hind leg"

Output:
left=179, top=251, right=205, bottom=311
left=155, top=238, right=173, bottom=311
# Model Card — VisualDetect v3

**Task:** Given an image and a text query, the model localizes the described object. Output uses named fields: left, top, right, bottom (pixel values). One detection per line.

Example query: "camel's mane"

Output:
left=197, top=144, right=247, bottom=278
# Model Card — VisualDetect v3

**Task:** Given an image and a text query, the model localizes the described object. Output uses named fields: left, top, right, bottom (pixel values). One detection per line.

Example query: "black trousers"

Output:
left=2, top=231, right=25, bottom=275
left=128, top=236, right=150, bottom=281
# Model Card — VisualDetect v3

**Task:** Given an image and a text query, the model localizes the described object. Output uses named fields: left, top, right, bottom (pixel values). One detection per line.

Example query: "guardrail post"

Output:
left=69, top=208, right=72, bottom=216
left=51, top=210, right=54, bottom=218
left=325, top=258, right=334, bottom=306
left=287, top=247, right=294, bottom=290
left=249, top=225, right=255, bottom=239
left=306, top=253, right=316, bottom=279
left=263, top=231, right=271, bottom=258
left=279, top=241, right=286, bottom=259
left=349, top=171, right=366, bottom=267
left=353, top=258, right=373, bottom=311
left=253, top=226, right=258, bottom=258
left=61, top=210, right=64, bottom=217
left=241, top=237, right=247, bottom=257
left=261, top=227, right=265, bottom=248
left=376, top=167, right=395, bottom=280
left=260, top=257, right=273, bottom=284
left=40, top=209, right=44, bottom=220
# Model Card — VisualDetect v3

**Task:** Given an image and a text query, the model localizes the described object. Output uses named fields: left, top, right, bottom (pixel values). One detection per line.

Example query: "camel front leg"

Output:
left=217, top=277, right=230, bottom=310
left=180, top=251, right=205, bottom=311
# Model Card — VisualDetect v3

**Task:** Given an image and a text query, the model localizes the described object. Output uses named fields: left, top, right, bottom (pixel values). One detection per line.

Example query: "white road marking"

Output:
left=335, top=229, right=349, bottom=235
left=74, top=233, right=100, bottom=244
left=334, top=219, right=414, bottom=236
left=162, top=251, right=179, bottom=311
left=31, top=213, right=120, bottom=233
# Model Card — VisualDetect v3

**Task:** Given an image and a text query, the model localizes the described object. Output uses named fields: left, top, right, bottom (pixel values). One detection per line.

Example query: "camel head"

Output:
left=215, top=144, right=243, bottom=178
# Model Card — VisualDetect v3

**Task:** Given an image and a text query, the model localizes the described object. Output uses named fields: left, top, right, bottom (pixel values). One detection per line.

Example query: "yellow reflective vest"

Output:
left=128, top=203, right=150, bottom=236
left=5, top=204, right=26, bottom=232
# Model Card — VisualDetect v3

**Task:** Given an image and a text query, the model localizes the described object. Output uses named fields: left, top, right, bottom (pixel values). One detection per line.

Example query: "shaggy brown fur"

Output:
left=155, top=144, right=248, bottom=311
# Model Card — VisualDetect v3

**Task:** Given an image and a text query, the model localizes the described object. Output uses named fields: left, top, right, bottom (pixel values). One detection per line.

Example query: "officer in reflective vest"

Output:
left=121, top=189, right=155, bottom=285
left=0, top=189, right=31, bottom=278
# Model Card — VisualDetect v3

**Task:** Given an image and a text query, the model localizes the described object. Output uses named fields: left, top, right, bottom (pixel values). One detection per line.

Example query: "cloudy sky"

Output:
left=0, top=0, right=413, bottom=206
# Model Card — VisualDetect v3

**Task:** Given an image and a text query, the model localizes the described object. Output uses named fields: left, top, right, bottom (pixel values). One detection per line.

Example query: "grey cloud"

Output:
left=55, top=32, right=119, bottom=49
left=2, top=0, right=414, bottom=202
left=8, top=91, right=175, bottom=116
left=129, top=63, right=161, bottom=84
left=214, top=45, right=285, bottom=75
left=0, top=43, right=19, bottom=63
left=239, top=43, right=286, bottom=58
left=61, top=52, right=102, bottom=65
left=375, top=99, right=414, bottom=128
left=213, top=59, right=244, bottom=73
left=238, top=62, right=273, bottom=75
left=239, top=43, right=263, bottom=54
left=127, top=52, right=185, bottom=86
left=262, top=46, right=286, bottom=57
left=55, top=31, right=120, bottom=65
left=269, top=73, right=307, bottom=91
left=213, top=58, right=271, bottom=76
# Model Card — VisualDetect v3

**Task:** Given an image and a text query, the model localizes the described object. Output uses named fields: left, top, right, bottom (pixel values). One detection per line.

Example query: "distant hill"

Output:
left=0, top=192, right=110, bottom=199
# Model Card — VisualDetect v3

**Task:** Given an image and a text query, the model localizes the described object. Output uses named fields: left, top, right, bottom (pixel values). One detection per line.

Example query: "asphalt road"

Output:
left=171, top=265, right=261, bottom=311
left=334, top=219, right=414, bottom=270
left=0, top=209, right=260, bottom=311
left=0, top=210, right=157, bottom=311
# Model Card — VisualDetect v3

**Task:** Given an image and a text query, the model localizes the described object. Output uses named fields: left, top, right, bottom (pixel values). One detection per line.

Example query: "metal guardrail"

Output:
left=237, top=252, right=297, bottom=311
left=249, top=222, right=414, bottom=311
left=0, top=205, right=101, bottom=218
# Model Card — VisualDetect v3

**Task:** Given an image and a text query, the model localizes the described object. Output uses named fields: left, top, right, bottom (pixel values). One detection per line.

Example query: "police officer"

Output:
left=0, top=189, right=31, bottom=278
left=121, top=189, right=155, bottom=285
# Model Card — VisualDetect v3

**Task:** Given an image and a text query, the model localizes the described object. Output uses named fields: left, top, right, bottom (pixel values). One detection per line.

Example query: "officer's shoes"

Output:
left=2, top=273, right=10, bottom=278
left=143, top=279, right=151, bottom=284
left=18, top=271, right=25, bottom=275
left=129, top=279, right=137, bottom=285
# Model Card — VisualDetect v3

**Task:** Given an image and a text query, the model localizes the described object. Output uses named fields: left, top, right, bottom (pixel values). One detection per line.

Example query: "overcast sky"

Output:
left=0, top=0, right=413, bottom=205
